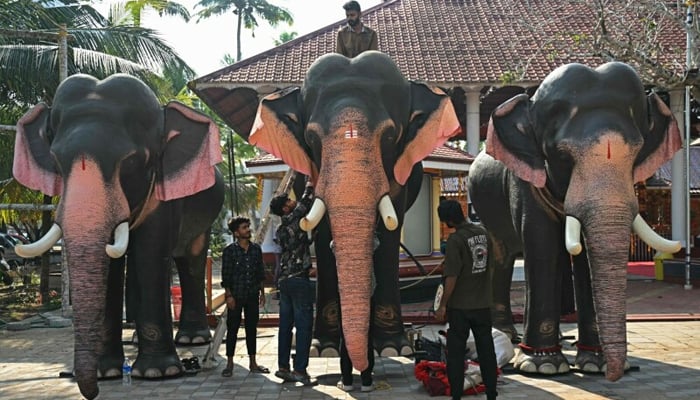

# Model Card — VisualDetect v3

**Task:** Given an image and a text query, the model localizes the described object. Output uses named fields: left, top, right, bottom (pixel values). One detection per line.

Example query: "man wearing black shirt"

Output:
left=269, top=181, right=316, bottom=386
left=220, top=216, right=269, bottom=377
left=436, top=200, right=498, bottom=400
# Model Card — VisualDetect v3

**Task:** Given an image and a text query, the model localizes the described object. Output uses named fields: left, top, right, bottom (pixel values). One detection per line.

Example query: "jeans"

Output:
left=225, top=292, right=260, bottom=357
left=446, top=307, right=498, bottom=400
left=277, top=276, right=315, bottom=372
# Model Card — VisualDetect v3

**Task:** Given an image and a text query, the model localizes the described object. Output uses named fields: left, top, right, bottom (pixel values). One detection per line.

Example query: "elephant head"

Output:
left=487, top=62, right=682, bottom=381
left=249, top=51, right=459, bottom=371
left=13, top=73, right=221, bottom=399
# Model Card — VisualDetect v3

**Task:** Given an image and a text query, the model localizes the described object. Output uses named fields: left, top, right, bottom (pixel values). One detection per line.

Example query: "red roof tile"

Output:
left=190, top=0, right=687, bottom=142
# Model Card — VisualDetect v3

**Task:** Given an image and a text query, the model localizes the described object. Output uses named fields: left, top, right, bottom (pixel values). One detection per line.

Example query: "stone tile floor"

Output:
left=1, top=277, right=699, bottom=399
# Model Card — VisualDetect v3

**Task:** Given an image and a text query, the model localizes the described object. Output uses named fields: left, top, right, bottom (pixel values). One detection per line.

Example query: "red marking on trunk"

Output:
left=81, top=155, right=85, bottom=170
left=607, top=141, right=611, bottom=159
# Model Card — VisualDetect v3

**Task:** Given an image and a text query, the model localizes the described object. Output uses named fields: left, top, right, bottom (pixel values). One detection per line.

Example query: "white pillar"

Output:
left=669, top=89, right=687, bottom=243
left=465, top=90, right=481, bottom=156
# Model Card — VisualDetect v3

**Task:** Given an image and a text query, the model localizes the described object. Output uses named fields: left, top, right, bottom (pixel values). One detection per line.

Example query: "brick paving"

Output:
left=1, top=278, right=699, bottom=399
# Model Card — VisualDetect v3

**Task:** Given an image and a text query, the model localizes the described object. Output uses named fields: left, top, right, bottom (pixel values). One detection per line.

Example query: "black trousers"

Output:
left=339, top=334, right=374, bottom=386
left=225, top=293, right=260, bottom=357
left=446, top=307, right=498, bottom=399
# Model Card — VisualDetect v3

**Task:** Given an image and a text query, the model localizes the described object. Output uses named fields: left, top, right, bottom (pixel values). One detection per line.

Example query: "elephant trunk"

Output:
left=330, top=207, right=376, bottom=372
left=57, top=158, right=130, bottom=399
left=580, top=205, right=635, bottom=382
left=63, top=220, right=112, bottom=400
left=316, top=132, right=388, bottom=372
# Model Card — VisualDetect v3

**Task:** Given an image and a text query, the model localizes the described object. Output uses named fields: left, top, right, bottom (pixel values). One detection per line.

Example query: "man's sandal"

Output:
left=221, top=367, right=233, bottom=377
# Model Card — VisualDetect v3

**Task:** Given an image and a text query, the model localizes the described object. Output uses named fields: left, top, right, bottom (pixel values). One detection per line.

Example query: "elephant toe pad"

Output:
left=513, top=346, right=570, bottom=375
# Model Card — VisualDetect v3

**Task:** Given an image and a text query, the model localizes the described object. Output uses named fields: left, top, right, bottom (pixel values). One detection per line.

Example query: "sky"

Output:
left=94, top=0, right=383, bottom=76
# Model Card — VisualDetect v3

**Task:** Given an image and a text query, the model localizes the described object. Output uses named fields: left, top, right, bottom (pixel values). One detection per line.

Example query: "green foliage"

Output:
left=0, top=0, right=195, bottom=105
left=0, top=285, right=61, bottom=323
left=274, top=31, right=297, bottom=46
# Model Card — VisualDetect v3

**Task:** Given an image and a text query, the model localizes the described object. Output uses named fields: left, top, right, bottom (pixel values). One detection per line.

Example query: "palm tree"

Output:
left=124, top=0, right=191, bottom=27
left=0, top=0, right=195, bottom=105
left=194, top=0, right=293, bottom=62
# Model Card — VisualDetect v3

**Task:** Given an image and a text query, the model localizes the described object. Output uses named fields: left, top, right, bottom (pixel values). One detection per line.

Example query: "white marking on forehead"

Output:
left=85, top=93, right=102, bottom=100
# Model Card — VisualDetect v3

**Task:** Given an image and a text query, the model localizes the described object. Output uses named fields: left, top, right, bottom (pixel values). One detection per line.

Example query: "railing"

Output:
left=629, top=226, right=672, bottom=261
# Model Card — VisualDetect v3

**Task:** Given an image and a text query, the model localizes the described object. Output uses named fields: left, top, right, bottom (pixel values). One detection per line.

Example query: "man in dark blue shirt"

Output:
left=269, top=181, right=316, bottom=386
left=220, top=216, right=269, bottom=377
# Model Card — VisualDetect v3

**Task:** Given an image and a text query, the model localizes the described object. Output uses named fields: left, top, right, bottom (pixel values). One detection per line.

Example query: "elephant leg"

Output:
left=174, top=230, right=212, bottom=345
left=512, top=202, right=569, bottom=375
left=371, top=228, right=411, bottom=357
left=98, top=256, right=126, bottom=379
left=489, top=236, right=518, bottom=340
left=559, top=250, right=576, bottom=318
left=129, top=206, right=183, bottom=379
left=311, top=220, right=342, bottom=356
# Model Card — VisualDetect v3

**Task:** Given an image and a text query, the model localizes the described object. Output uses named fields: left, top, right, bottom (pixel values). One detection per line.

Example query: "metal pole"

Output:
left=684, top=5, right=694, bottom=290
left=58, top=24, right=73, bottom=314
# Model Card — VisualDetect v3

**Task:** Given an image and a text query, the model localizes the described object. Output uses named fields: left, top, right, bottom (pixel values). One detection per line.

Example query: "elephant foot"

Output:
left=375, top=332, right=413, bottom=357
left=131, top=353, right=183, bottom=379
left=513, top=343, right=570, bottom=375
left=97, top=352, right=125, bottom=379
left=574, top=345, right=630, bottom=374
left=310, top=337, right=340, bottom=357
left=175, top=328, right=212, bottom=345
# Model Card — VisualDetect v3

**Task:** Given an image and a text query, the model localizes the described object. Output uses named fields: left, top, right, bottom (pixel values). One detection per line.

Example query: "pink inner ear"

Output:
left=155, top=106, right=223, bottom=201
left=249, top=104, right=318, bottom=179
left=485, top=119, right=547, bottom=188
left=394, top=98, right=460, bottom=185
left=13, top=104, right=63, bottom=196
left=632, top=99, right=683, bottom=183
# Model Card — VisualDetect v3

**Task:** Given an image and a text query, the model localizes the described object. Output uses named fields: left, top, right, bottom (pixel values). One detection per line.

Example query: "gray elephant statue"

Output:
left=13, top=73, right=224, bottom=399
left=249, top=51, right=459, bottom=371
left=467, top=62, right=682, bottom=382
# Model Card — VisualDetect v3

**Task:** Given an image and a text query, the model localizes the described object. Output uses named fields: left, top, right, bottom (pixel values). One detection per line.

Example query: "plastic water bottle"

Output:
left=122, top=356, right=132, bottom=386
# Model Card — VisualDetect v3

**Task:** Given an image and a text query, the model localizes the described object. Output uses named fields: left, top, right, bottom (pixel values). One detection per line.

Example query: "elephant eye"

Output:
left=121, top=153, right=144, bottom=176
left=285, top=113, right=299, bottom=124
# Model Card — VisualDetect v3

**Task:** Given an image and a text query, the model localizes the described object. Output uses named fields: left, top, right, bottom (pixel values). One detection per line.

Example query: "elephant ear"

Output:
left=485, top=93, right=546, bottom=188
left=394, top=82, right=460, bottom=185
left=156, top=101, right=223, bottom=201
left=632, top=93, right=682, bottom=183
left=249, top=87, right=319, bottom=182
left=13, top=103, right=63, bottom=196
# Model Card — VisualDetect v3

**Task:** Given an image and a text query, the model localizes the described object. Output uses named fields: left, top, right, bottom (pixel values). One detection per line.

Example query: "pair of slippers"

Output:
left=221, top=364, right=270, bottom=377
left=181, top=357, right=201, bottom=375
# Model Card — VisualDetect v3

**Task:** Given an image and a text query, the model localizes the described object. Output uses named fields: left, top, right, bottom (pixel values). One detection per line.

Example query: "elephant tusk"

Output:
left=632, top=214, right=681, bottom=254
left=378, top=195, right=398, bottom=231
left=15, top=223, right=62, bottom=258
left=300, top=198, right=326, bottom=232
left=106, top=222, right=130, bottom=258
left=564, top=216, right=583, bottom=256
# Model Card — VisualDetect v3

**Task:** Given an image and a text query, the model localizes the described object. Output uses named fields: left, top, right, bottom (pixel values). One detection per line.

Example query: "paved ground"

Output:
left=1, top=276, right=699, bottom=399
